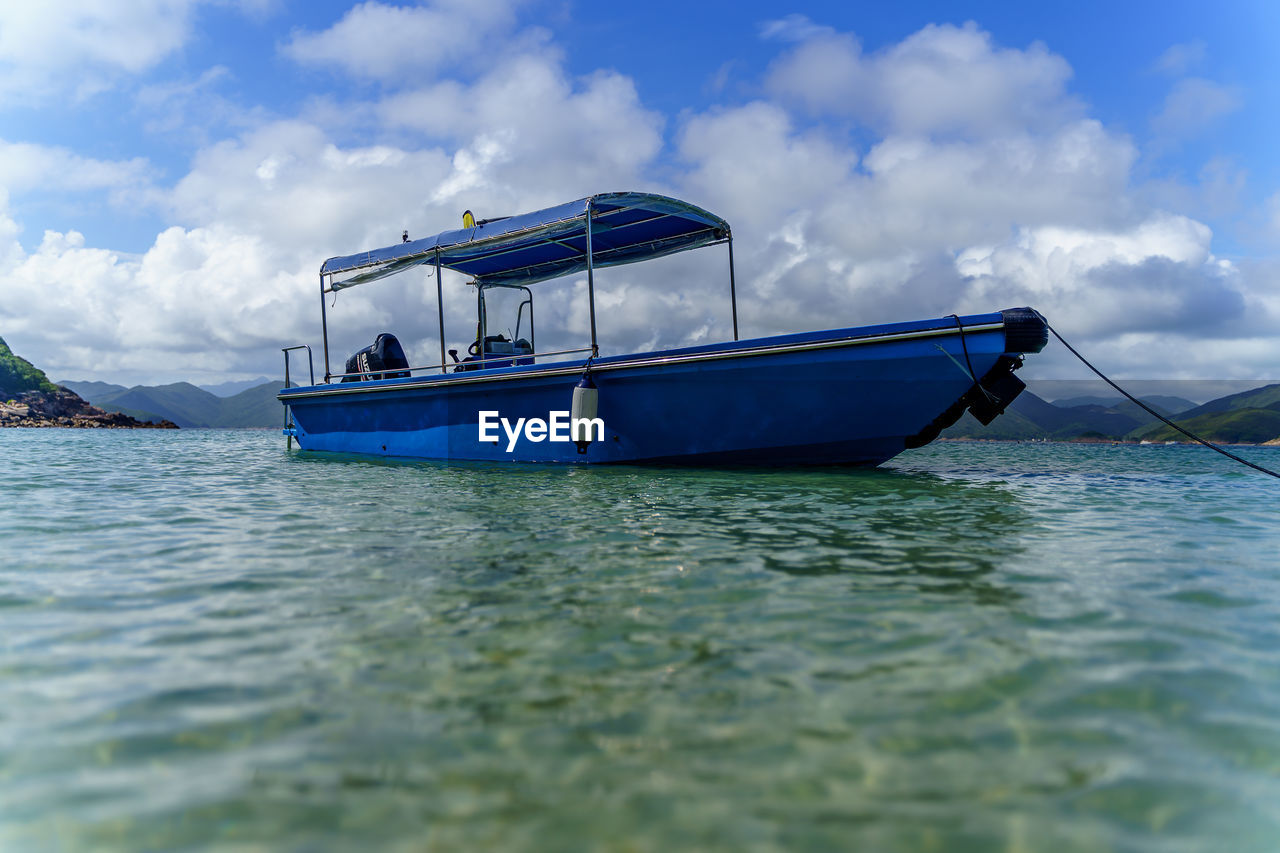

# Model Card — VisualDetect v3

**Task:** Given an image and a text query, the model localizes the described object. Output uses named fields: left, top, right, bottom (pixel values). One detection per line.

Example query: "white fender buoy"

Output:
left=570, top=374, right=598, bottom=454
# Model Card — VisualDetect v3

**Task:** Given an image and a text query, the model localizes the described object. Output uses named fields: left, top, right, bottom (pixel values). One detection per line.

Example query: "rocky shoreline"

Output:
left=0, top=388, right=178, bottom=429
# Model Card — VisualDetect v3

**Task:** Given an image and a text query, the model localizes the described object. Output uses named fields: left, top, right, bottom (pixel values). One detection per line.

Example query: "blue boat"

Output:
left=279, top=192, right=1047, bottom=465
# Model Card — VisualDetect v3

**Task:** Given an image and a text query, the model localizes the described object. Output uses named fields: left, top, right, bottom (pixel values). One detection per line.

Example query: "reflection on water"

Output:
left=1, top=431, right=1279, bottom=851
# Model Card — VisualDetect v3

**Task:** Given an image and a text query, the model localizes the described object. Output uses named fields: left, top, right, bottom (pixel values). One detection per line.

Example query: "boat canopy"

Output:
left=321, top=192, right=731, bottom=291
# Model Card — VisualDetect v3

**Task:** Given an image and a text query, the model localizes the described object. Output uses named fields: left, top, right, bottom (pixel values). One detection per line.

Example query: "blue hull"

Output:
left=280, top=309, right=1045, bottom=466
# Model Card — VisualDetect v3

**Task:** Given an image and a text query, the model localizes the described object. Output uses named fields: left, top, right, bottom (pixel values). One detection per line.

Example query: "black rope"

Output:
left=950, top=315, right=997, bottom=402
left=1039, top=314, right=1280, bottom=480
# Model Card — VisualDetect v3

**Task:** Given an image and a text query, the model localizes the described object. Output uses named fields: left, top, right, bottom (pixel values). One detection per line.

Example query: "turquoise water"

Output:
left=1, top=429, right=1278, bottom=851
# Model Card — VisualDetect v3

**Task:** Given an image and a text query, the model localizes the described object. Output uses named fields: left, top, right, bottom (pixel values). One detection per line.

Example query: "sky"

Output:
left=0, top=0, right=1277, bottom=386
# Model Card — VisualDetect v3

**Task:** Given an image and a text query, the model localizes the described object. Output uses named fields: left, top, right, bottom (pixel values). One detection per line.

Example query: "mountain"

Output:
left=199, top=376, right=273, bottom=397
left=946, top=382, right=1280, bottom=445
left=67, top=380, right=285, bottom=428
left=1168, top=383, right=1280, bottom=419
left=1137, top=409, right=1280, bottom=445
left=101, top=383, right=226, bottom=428
left=1028, top=380, right=1274, bottom=406
left=59, top=380, right=127, bottom=400
left=2, top=337, right=175, bottom=429
left=216, top=382, right=290, bottom=428
left=944, top=390, right=1162, bottom=440
left=0, top=335, right=58, bottom=396
left=1053, top=395, right=1196, bottom=416
left=1131, top=384, right=1280, bottom=444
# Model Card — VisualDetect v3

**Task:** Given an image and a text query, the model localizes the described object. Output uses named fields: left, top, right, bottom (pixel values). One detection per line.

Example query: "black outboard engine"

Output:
left=342, top=332, right=411, bottom=382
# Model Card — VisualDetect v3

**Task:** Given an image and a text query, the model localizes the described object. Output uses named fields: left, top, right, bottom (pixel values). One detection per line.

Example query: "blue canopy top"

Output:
left=321, top=192, right=730, bottom=291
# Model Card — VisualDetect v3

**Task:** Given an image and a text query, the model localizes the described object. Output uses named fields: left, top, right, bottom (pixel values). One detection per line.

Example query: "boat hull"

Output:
left=280, top=309, right=1045, bottom=466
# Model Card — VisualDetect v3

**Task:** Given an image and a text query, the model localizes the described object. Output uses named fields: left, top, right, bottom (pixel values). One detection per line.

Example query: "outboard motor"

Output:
left=342, top=332, right=411, bottom=382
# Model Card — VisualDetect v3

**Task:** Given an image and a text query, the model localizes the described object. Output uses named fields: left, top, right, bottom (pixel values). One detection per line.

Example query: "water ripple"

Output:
left=1, top=431, right=1278, bottom=850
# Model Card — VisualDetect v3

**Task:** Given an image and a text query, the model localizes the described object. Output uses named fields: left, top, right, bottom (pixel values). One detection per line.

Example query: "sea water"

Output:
left=1, top=429, right=1278, bottom=851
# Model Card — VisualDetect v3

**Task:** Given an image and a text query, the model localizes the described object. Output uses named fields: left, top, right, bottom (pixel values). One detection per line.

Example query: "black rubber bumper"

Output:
left=1001, top=307, right=1048, bottom=354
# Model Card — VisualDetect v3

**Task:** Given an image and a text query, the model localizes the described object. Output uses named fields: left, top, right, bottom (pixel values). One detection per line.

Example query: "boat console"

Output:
left=451, top=334, right=534, bottom=372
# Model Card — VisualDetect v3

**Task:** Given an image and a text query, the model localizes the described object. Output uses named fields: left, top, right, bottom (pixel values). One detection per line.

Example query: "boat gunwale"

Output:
left=279, top=319, right=1006, bottom=401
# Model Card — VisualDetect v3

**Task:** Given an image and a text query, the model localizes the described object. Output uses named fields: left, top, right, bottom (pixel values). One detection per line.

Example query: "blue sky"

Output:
left=1, top=1, right=1277, bottom=384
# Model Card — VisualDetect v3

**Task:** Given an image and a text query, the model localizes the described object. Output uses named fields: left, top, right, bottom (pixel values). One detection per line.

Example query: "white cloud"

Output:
left=2, top=15, right=1274, bottom=386
left=0, top=123, right=450, bottom=383
left=765, top=21, right=1078, bottom=137
left=1193, top=157, right=1246, bottom=218
left=663, top=21, right=1274, bottom=378
left=758, top=14, right=833, bottom=43
left=376, top=49, right=665, bottom=207
left=0, top=0, right=201, bottom=102
left=677, top=101, right=857, bottom=237
left=1152, top=41, right=1205, bottom=76
left=0, top=139, right=151, bottom=196
left=169, top=120, right=455, bottom=251
left=671, top=102, right=1142, bottom=340
left=957, top=215, right=1224, bottom=325
left=283, top=0, right=525, bottom=81
left=132, top=65, right=250, bottom=139
left=0, top=190, right=26, bottom=266
left=1151, top=77, right=1242, bottom=137
left=0, top=39, right=667, bottom=384
left=1265, top=192, right=1280, bottom=244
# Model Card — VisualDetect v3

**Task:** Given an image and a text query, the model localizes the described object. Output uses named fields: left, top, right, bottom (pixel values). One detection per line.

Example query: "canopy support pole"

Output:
left=320, top=273, right=332, bottom=382
left=728, top=234, right=739, bottom=341
left=585, top=199, right=599, bottom=356
left=435, top=251, right=446, bottom=374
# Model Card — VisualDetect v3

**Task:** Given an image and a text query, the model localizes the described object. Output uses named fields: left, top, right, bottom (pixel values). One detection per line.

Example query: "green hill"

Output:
left=67, top=379, right=285, bottom=428
left=1110, top=397, right=1195, bottom=420
left=216, top=382, right=290, bottom=428
left=59, top=380, right=127, bottom=399
left=1053, top=395, right=1196, bottom=415
left=1031, top=380, right=1271, bottom=407
left=1167, top=383, right=1280, bottom=419
left=944, top=390, right=1154, bottom=440
left=1129, top=384, right=1280, bottom=444
left=0, top=336, right=58, bottom=396
left=1137, top=409, right=1280, bottom=444
left=944, top=383, right=1280, bottom=443
left=100, top=383, right=224, bottom=428
left=199, top=376, right=273, bottom=397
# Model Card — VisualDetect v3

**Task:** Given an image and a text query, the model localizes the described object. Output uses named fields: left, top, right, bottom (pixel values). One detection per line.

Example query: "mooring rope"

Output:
left=1038, top=313, right=1280, bottom=480
left=950, top=314, right=998, bottom=403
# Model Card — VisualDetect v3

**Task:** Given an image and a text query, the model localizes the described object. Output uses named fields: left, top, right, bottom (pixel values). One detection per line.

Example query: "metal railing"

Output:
left=325, top=345, right=594, bottom=382
left=282, top=344, right=315, bottom=387
left=281, top=345, right=314, bottom=448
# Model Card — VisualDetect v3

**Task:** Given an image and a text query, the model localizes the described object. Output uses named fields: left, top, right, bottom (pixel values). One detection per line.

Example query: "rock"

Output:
left=0, top=388, right=178, bottom=429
